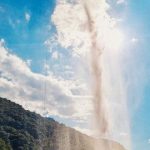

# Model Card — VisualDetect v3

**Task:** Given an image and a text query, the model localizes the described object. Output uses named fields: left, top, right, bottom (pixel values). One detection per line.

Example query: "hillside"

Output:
left=0, top=97, right=126, bottom=150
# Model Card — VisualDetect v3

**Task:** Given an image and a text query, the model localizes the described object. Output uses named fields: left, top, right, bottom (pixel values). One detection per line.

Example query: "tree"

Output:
left=0, top=138, right=11, bottom=150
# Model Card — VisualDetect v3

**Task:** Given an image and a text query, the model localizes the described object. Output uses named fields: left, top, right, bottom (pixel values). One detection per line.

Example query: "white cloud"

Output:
left=26, top=59, right=32, bottom=66
left=120, top=132, right=128, bottom=137
left=25, top=12, right=31, bottom=22
left=0, top=39, right=92, bottom=121
left=51, top=51, right=59, bottom=60
left=131, top=37, right=139, bottom=43
left=148, top=139, right=150, bottom=144
left=51, top=0, right=124, bottom=58
left=51, top=1, right=90, bottom=57
left=0, top=38, right=5, bottom=45
left=116, top=0, right=126, bottom=5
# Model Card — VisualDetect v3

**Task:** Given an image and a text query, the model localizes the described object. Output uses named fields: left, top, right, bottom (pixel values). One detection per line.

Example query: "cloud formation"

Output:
left=131, top=37, right=139, bottom=43
left=116, top=0, right=126, bottom=5
left=0, top=39, right=92, bottom=122
left=25, top=12, right=31, bottom=22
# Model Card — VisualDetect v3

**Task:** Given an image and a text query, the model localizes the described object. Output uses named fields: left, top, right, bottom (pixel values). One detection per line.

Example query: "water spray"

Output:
left=83, top=1, right=121, bottom=150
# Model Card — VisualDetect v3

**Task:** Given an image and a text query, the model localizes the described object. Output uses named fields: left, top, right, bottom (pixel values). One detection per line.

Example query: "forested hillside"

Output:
left=0, top=97, right=125, bottom=150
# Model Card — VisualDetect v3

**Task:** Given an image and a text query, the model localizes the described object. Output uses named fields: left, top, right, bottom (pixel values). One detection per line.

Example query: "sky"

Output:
left=0, top=0, right=150, bottom=150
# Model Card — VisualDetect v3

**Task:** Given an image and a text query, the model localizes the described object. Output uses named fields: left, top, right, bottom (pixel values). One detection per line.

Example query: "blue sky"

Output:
left=122, top=1, right=150, bottom=149
left=0, top=0, right=56, bottom=73
left=0, top=0, right=150, bottom=150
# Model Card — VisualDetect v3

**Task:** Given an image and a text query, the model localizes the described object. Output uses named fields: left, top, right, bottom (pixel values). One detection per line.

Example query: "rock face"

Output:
left=0, top=97, right=126, bottom=150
